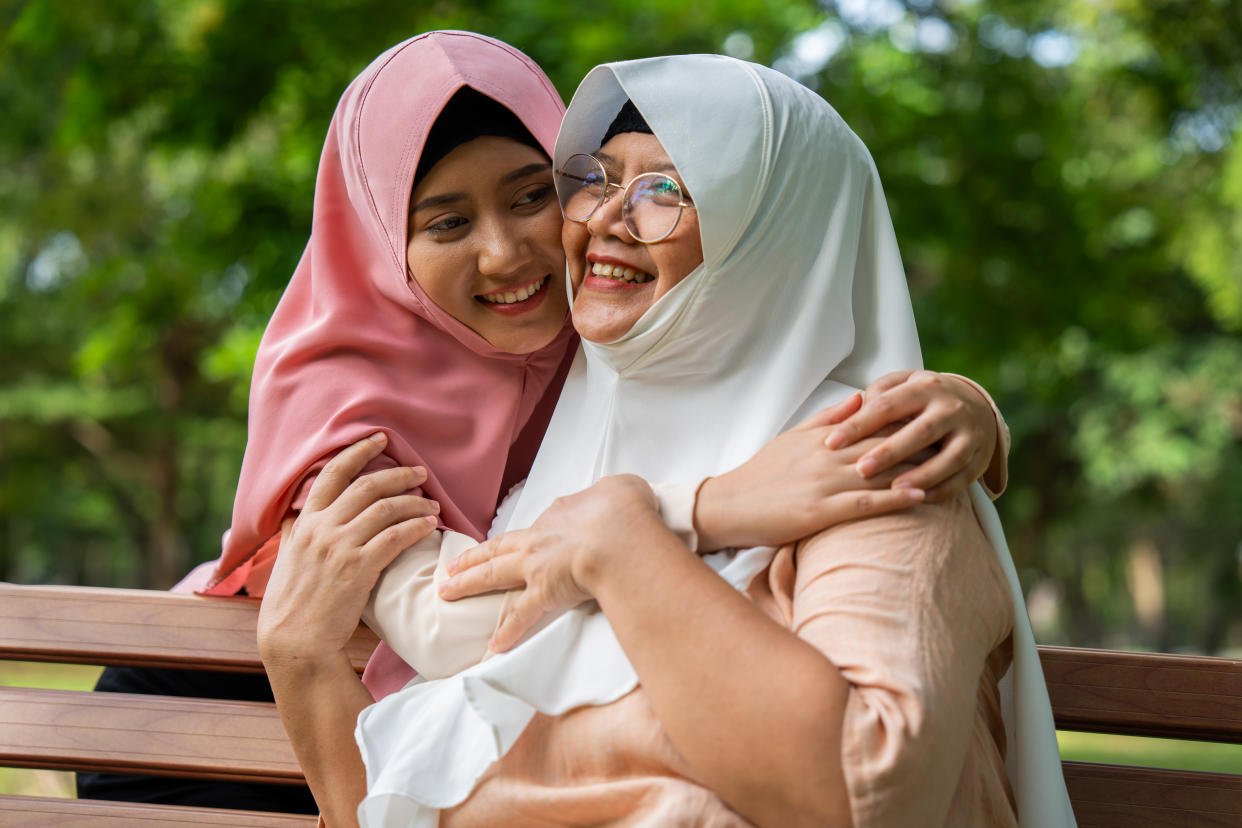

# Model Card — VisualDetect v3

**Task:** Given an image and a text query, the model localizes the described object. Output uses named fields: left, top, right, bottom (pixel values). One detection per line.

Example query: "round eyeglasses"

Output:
left=555, top=153, right=695, bottom=244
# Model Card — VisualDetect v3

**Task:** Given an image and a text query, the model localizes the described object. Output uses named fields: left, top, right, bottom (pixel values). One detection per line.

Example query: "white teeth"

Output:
left=481, top=276, right=547, bottom=305
left=591, top=261, right=653, bottom=283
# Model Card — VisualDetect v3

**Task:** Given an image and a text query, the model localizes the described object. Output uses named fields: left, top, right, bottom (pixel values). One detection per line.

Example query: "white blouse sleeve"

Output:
left=362, top=481, right=700, bottom=682
left=362, top=528, right=509, bottom=681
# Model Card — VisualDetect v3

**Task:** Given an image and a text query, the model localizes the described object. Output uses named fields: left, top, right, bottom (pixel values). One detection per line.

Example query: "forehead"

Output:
left=413, top=137, right=548, bottom=194
left=594, top=133, right=679, bottom=174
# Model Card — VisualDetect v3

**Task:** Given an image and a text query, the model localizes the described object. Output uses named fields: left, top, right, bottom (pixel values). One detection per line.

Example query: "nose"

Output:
left=476, top=215, right=531, bottom=278
left=585, top=185, right=633, bottom=243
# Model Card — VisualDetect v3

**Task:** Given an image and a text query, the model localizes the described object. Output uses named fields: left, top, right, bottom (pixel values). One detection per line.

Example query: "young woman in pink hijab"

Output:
left=85, top=32, right=1009, bottom=818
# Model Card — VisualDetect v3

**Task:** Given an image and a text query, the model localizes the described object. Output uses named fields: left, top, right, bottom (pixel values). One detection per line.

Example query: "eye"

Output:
left=426, top=215, right=469, bottom=235
left=513, top=183, right=554, bottom=211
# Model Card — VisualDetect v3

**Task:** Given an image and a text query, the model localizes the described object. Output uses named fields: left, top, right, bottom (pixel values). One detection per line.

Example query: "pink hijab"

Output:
left=201, top=32, right=575, bottom=693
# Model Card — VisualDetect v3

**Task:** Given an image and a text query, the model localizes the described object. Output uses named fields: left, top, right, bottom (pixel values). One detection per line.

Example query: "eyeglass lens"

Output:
left=556, top=154, right=686, bottom=243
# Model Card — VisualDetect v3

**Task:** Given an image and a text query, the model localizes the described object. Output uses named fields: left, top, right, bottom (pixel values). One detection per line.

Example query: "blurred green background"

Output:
left=1, top=0, right=1240, bottom=656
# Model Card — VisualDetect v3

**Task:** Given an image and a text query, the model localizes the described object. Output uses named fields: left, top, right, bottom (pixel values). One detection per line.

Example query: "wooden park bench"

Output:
left=1, top=581, right=1240, bottom=826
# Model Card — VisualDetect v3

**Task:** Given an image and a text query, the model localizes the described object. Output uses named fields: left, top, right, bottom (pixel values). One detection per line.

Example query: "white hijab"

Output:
left=356, top=54, right=1073, bottom=828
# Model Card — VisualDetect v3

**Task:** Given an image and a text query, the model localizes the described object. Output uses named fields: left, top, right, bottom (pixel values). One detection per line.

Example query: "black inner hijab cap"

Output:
left=413, top=86, right=545, bottom=189
left=599, top=99, right=653, bottom=148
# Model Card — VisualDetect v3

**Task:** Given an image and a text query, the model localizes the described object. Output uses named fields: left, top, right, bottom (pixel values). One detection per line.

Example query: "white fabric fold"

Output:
left=356, top=53, right=1073, bottom=828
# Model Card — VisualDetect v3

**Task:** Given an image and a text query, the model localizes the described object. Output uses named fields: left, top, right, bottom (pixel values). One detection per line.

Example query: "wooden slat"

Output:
left=1063, top=761, right=1242, bottom=827
left=0, top=582, right=378, bottom=673
left=0, top=687, right=302, bottom=784
left=0, top=795, right=317, bottom=826
left=1039, top=645, right=1242, bottom=742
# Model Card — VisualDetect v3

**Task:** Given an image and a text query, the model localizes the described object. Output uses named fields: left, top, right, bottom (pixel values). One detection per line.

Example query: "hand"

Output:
left=438, top=475, right=665, bottom=652
left=257, top=433, right=440, bottom=669
left=693, top=399, right=926, bottom=551
left=824, top=370, right=998, bottom=502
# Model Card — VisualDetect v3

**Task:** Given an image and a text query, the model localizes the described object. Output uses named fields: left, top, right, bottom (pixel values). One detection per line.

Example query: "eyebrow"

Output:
left=412, top=192, right=466, bottom=213
left=593, top=151, right=678, bottom=175
left=411, top=162, right=552, bottom=214
left=500, top=161, right=551, bottom=184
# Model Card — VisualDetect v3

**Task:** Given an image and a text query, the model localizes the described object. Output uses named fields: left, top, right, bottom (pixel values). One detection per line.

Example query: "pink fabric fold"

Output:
left=202, top=31, right=574, bottom=697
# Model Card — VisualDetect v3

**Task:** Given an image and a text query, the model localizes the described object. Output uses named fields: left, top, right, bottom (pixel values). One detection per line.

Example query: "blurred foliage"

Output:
left=1, top=0, right=1239, bottom=652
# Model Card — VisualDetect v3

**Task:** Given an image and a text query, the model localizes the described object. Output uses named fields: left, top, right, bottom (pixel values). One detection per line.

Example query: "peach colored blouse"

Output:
left=440, top=493, right=1017, bottom=827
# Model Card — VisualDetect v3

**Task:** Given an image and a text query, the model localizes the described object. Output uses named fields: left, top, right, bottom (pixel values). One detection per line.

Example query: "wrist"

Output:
left=693, top=475, right=738, bottom=551
left=574, top=496, right=675, bottom=593
left=259, top=634, right=352, bottom=682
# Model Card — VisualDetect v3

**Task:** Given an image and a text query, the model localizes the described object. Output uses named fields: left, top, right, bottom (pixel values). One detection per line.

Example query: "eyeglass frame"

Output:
left=555, top=153, right=695, bottom=244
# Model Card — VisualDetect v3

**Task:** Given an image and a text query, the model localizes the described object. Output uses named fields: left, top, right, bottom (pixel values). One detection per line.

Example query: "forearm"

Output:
left=580, top=520, right=853, bottom=827
left=266, top=652, right=372, bottom=828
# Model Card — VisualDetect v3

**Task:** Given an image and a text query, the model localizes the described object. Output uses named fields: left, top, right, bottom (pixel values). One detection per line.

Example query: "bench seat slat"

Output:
left=1041, top=645, right=1242, bottom=742
left=0, top=795, right=316, bottom=826
left=0, top=583, right=378, bottom=673
left=0, top=687, right=302, bottom=784
left=1063, top=761, right=1242, bottom=827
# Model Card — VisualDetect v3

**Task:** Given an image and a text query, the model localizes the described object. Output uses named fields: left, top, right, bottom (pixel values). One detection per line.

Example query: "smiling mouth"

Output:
left=478, top=275, right=550, bottom=305
left=591, top=261, right=654, bottom=284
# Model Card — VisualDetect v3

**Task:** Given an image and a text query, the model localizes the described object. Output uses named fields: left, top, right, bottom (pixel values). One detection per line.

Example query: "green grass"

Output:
left=1058, top=730, right=1242, bottom=774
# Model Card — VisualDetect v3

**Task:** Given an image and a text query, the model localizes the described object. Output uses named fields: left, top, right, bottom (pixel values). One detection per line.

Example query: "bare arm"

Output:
left=690, top=370, right=1006, bottom=553
left=257, top=434, right=439, bottom=826
left=443, top=477, right=1010, bottom=826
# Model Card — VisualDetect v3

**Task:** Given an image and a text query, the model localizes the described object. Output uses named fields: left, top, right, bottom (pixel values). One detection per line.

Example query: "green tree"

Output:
left=2, top=0, right=1239, bottom=653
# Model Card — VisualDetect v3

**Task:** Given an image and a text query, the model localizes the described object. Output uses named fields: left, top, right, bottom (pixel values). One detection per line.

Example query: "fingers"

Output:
left=345, top=494, right=440, bottom=547
left=827, top=486, right=926, bottom=523
left=439, top=538, right=527, bottom=600
left=279, top=516, right=295, bottom=545
left=918, top=445, right=989, bottom=503
left=864, top=369, right=916, bottom=398
left=328, top=464, right=429, bottom=524
left=826, top=380, right=930, bottom=449
left=795, top=392, right=862, bottom=431
left=303, top=433, right=388, bottom=513
left=489, top=595, right=547, bottom=653
left=854, top=411, right=951, bottom=478
left=360, top=515, right=440, bottom=568
left=891, top=433, right=980, bottom=492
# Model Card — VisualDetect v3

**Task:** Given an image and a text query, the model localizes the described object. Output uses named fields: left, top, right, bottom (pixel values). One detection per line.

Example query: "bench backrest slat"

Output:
left=1041, top=645, right=1242, bottom=742
left=0, top=687, right=301, bottom=784
left=0, top=583, right=378, bottom=674
left=1062, top=761, right=1242, bottom=827
left=2, top=583, right=1241, bottom=826
left=0, top=795, right=317, bottom=826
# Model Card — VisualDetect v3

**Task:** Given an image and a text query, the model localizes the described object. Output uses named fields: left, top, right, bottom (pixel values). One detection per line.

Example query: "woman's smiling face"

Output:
left=406, top=135, right=569, bottom=354
left=562, top=132, right=705, bottom=343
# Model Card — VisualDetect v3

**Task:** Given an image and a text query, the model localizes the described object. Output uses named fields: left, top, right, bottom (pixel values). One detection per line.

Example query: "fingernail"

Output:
left=438, top=579, right=452, bottom=595
left=411, top=465, right=427, bottom=477
left=369, top=432, right=387, bottom=444
left=857, top=458, right=878, bottom=477
left=906, top=488, right=926, bottom=501
left=826, top=430, right=845, bottom=449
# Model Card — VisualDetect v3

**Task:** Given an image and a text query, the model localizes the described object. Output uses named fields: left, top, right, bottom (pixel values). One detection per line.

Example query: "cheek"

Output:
left=406, top=238, right=457, bottom=306
left=653, top=224, right=704, bottom=295
left=562, top=222, right=590, bottom=286
left=532, top=209, right=568, bottom=263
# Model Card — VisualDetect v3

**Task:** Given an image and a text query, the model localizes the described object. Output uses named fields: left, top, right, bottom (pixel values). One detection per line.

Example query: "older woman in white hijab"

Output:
left=329, top=55, right=1075, bottom=827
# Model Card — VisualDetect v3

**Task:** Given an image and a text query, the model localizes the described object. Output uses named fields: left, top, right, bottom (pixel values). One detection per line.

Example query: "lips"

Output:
left=477, top=275, right=549, bottom=305
left=590, top=261, right=654, bottom=284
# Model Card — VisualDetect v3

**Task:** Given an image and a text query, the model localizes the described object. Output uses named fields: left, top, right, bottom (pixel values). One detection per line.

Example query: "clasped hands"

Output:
left=258, top=370, right=996, bottom=663
left=438, top=369, right=998, bottom=652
